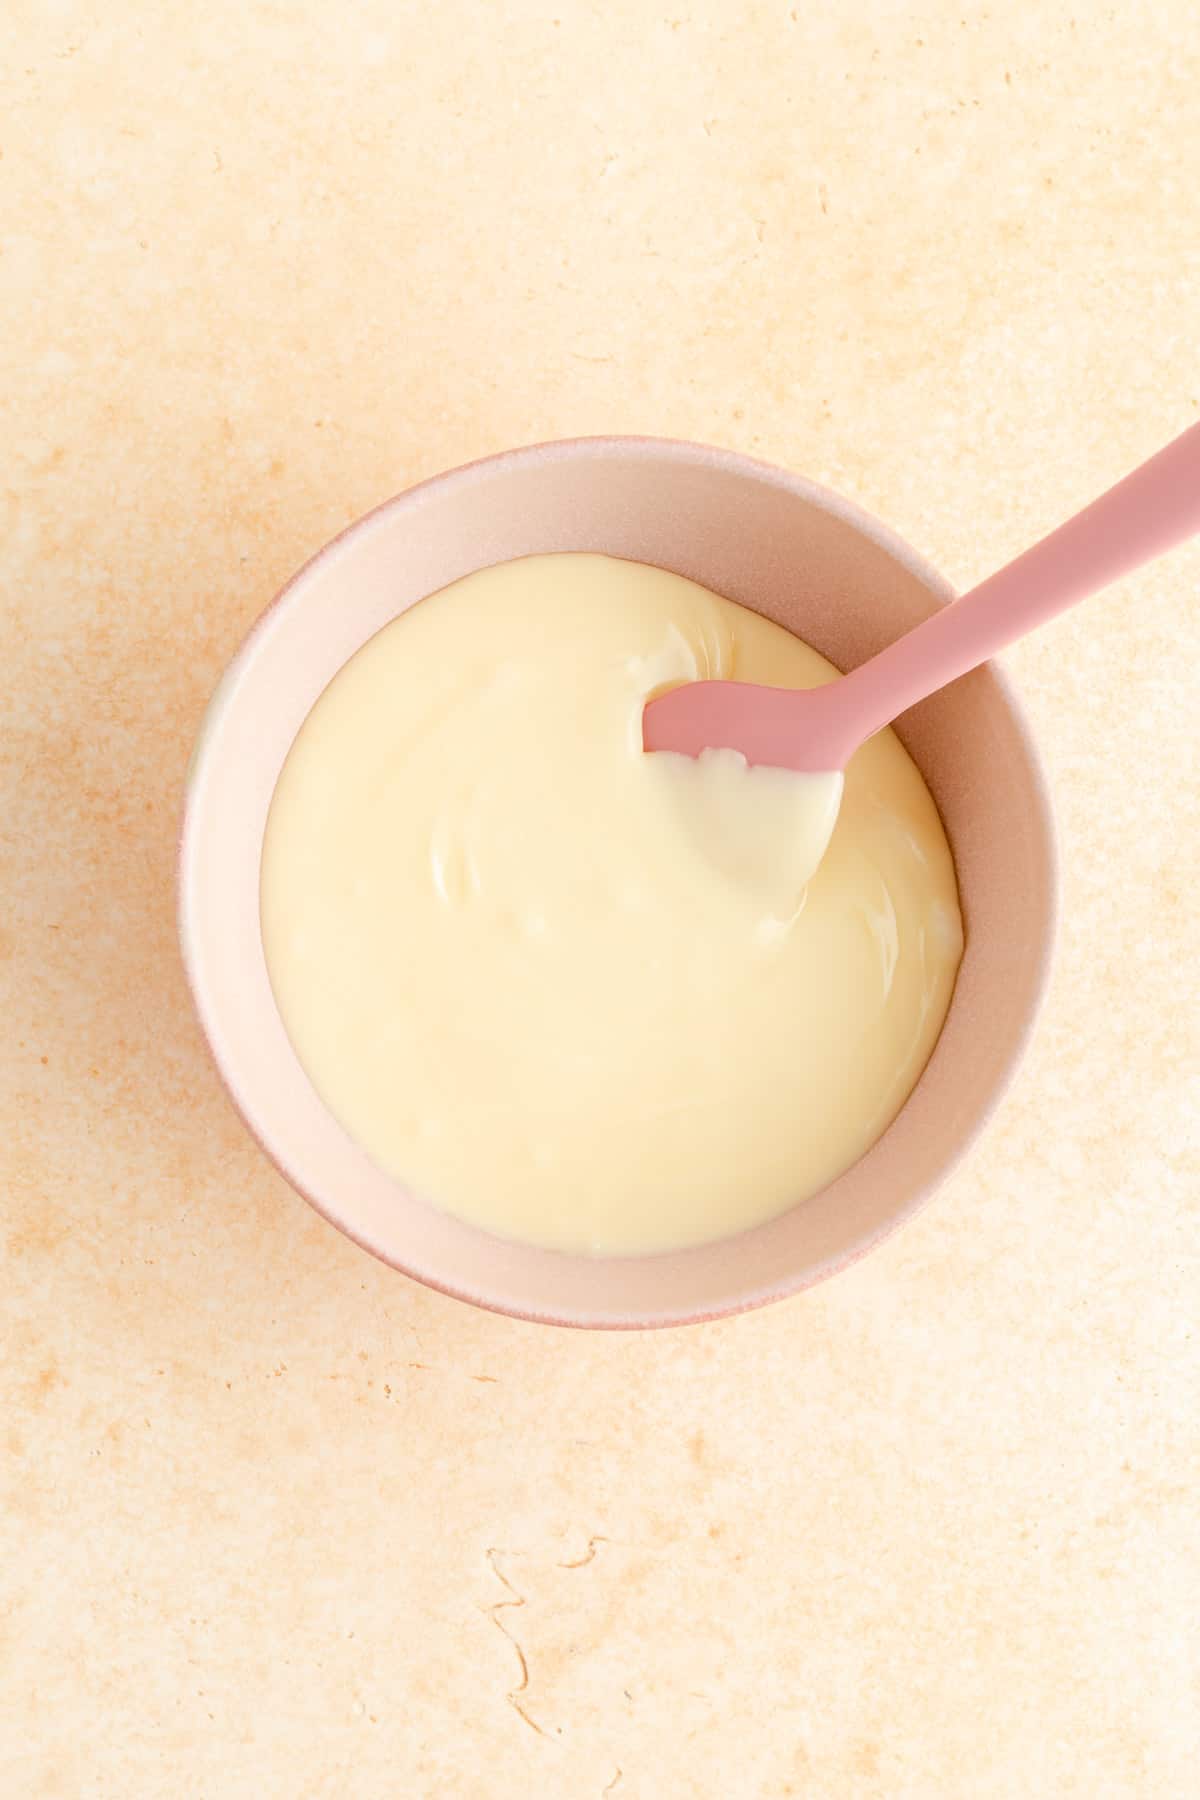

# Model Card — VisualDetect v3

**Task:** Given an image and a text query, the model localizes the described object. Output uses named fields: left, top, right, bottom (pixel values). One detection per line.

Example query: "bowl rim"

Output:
left=179, top=434, right=1059, bottom=1328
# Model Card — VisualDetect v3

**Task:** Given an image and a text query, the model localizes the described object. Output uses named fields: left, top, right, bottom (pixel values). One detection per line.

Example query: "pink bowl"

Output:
left=179, top=438, right=1057, bottom=1328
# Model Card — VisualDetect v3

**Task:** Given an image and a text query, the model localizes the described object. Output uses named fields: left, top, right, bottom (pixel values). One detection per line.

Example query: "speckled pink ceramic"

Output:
left=179, top=437, right=1058, bottom=1328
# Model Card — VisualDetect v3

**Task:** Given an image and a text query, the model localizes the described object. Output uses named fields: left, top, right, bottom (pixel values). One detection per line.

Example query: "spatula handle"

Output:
left=838, top=419, right=1200, bottom=749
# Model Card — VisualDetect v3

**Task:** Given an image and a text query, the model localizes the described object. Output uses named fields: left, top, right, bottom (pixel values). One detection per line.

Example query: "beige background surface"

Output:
left=3, top=3, right=1199, bottom=1795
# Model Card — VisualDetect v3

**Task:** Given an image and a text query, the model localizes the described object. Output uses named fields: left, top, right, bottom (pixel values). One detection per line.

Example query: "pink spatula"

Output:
left=644, top=421, right=1200, bottom=773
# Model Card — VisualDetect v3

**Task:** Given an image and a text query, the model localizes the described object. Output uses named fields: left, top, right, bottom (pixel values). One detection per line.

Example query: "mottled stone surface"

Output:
left=2, top=3, right=1198, bottom=1794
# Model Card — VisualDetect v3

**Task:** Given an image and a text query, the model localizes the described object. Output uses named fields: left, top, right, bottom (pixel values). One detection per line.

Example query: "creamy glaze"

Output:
left=260, top=554, right=963, bottom=1255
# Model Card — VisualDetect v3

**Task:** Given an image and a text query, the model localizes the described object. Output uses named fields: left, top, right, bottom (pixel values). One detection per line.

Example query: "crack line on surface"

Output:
left=483, top=1549, right=550, bottom=1740
left=559, top=1535, right=609, bottom=1569
left=602, top=1771, right=624, bottom=1796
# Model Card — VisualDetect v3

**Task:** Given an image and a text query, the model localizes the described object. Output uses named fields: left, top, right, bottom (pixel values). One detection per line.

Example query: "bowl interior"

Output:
left=180, top=439, right=1056, bottom=1327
